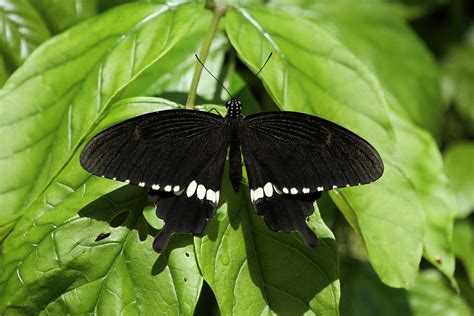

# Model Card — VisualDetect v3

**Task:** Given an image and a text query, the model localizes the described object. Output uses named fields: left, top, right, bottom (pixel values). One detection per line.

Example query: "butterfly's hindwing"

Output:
left=241, top=152, right=323, bottom=247
left=148, top=188, right=219, bottom=252
left=80, top=109, right=229, bottom=251
left=253, top=192, right=322, bottom=248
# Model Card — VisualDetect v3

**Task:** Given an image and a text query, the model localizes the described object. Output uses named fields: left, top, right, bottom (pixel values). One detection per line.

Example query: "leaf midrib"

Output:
left=229, top=191, right=339, bottom=314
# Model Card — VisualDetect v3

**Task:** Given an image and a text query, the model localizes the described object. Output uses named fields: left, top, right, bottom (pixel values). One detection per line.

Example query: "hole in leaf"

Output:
left=95, top=232, right=111, bottom=241
left=110, top=210, right=130, bottom=228
left=184, top=277, right=187, bottom=282
left=185, top=252, right=190, bottom=258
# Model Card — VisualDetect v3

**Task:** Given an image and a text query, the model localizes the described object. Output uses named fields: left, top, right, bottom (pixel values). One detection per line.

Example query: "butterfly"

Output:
left=80, top=54, right=383, bottom=252
left=80, top=98, right=384, bottom=252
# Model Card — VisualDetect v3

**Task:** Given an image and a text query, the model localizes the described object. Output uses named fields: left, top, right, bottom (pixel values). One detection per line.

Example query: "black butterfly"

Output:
left=80, top=98, right=384, bottom=252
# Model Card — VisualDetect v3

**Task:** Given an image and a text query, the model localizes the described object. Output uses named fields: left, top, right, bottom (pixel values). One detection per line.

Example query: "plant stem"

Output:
left=185, top=2, right=227, bottom=109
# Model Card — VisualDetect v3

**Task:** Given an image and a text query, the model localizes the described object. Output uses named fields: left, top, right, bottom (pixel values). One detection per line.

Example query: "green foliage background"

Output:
left=0, top=0, right=472, bottom=315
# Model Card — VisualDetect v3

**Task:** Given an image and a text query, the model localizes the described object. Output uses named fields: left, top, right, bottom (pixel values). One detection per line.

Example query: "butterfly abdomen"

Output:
left=229, top=123, right=242, bottom=192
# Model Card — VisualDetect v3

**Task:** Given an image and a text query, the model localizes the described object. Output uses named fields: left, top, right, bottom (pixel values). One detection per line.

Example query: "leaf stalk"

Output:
left=185, top=2, right=227, bottom=109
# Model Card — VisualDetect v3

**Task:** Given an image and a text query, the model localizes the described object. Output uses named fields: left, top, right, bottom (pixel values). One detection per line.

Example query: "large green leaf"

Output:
left=268, top=0, right=447, bottom=20
left=225, top=5, right=424, bottom=288
left=275, top=0, right=456, bottom=284
left=389, top=114, right=456, bottom=285
left=341, top=260, right=411, bottom=316
left=0, top=0, right=50, bottom=72
left=342, top=262, right=471, bottom=316
left=0, top=2, right=202, bottom=228
left=379, top=0, right=448, bottom=19
left=270, top=0, right=442, bottom=137
left=0, top=55, right=7, bottom=86
left=452, top=219, right=474, bottom=286
left=457, top=276, right=474, bottom=313
left=444, top=142, right=474, bottom=218
left=408, top=270, right=472, bottom=316
left=29, top=0, right=98, bottom=33
left=124, top=12, right=229, bottom=101
left=195, top=178, right=340, bottom=315
left=442, top=28, right=474, bottom=127
left=0, top=97, right=203, bottom=314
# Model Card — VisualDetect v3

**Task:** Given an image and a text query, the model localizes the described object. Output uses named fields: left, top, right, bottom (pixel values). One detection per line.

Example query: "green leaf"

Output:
left=125, top=12, right=229, bottom=101
left=341, top=261, right=411, bottom=315
left=271, top=0, right=442, bottom=137
left=279, top=0, right=456, bottom=283
left=195, top=178, right=340, bottom=315
left=225, top=5, right=424, bottom=288
left=457, top=275, right=474, bottom=311
left=0, top=97, right=203, bottom=314
left=443, top=34, right=474, bottom=127
left=0, top=55, right=8, bottom=86
left=444, top=142, right=474, bottom=217
left=29, top=0, right=98, bottom=33
left=408, top=270, right=472, bottom=316
left=143, top=205, right=164, bottom=230
left=452, top=220, right=474, bottom=286
left=0, top=2, right=202, bottom=228
left=378, top=0, right=448, bottom=19
left=342, top=262, right=470, bottom=316
left=0, top=0, right=50, bottom=72
left=97, top=0, right=132, bottom=11
left=229, top=1, right=457, bottom=286
left=389, top=114, right=456, bottom=286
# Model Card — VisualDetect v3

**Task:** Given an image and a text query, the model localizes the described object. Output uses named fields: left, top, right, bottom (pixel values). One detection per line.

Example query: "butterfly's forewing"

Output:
left=240, top=111, right=383, bottom=191
left=80, top=109, right=229, bottom=251
left=239, top=111, right=383, bottom=246
left=81, top=110, right=227, bottom=189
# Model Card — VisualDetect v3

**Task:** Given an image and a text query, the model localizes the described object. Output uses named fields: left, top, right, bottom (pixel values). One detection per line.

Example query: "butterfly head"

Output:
left=226, top=99, right=242, bottom=118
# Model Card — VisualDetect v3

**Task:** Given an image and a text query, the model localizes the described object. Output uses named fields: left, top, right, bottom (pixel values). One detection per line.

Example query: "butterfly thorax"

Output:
left=226, top=99, right=242, bottom=118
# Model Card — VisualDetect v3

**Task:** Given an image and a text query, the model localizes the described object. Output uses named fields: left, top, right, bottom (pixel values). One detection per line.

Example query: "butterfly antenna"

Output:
left=195, top=54, right=233, bottom=99
left=235, top=52, right=273, bottom=100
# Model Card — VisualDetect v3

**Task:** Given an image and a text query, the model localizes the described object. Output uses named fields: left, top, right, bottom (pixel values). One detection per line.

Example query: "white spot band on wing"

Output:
left=197, top=184, right=206, bottom=200
left=263, top=182, right=273, bottom=197
left=206, top=189, right=216, bottom=203
left=186, top=181, right=197, bottom=197
left=254, top=188, right=264, bottom=200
